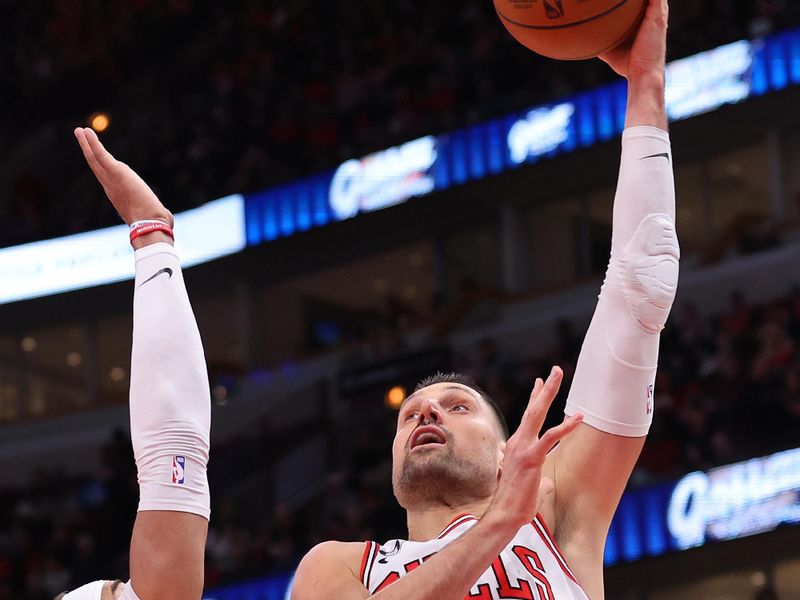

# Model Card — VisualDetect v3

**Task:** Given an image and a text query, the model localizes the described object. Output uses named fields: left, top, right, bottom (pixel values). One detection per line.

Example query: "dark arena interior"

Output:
left=2, top=1, right=800, bottom=599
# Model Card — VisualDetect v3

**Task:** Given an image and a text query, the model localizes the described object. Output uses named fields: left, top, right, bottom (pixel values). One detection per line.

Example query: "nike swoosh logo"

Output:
left=640, top=152, right=670, bottom=162
left=138, top=267, right=173, bottom=287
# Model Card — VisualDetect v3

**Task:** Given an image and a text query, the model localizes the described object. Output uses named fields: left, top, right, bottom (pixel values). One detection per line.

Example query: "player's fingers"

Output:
left=533, top=366, right=563, bottom=420
left=520, top=367, right=563, bottom=435
left=517, top=377, right=543, bottom=430
left=83, top=127, right=119, bottom=170
left=532, top=413, right=583, bottom=464
left=74, top=128, right=105, bottom=179
left=647, top=0, right=668, bottom=26
left=530, top=377, right=544, bottom=400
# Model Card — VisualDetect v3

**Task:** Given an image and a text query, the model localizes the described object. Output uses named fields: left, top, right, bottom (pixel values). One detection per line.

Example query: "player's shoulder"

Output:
left=293, top=541, right=370, bottom=599
left=302, top=540, right=366, bottom=568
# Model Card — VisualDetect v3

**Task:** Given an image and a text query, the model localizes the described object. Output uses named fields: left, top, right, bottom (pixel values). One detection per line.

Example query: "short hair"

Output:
left=414, top=372, right=509, bottom=440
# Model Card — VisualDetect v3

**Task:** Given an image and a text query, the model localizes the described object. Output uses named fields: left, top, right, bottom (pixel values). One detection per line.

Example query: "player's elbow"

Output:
left=132, top=556, right=204, bottom=600
left=129, top=513, right=207, bottom=600
left=615, top=214, right=680, bottom=334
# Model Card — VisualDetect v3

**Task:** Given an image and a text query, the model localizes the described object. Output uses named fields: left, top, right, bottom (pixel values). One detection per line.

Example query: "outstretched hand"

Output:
left=74, top=127, right=173, bottom=229
left=486, top=367, right=583, bottom=529
left=598, top=0, right=668, bottom=81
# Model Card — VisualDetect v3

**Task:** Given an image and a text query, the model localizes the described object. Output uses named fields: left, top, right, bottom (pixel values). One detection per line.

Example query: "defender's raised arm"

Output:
left=62, top=129, right=211, bottom=600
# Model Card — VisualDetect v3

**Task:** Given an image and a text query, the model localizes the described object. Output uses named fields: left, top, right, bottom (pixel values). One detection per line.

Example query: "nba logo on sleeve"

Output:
left=646, top=384, right=654, bottom=415
left=172, top=455, right=186, bottom=485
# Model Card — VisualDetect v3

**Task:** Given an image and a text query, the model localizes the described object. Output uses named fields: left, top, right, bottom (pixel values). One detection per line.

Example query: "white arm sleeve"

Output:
left=130, top=242, right=211, bottom=519
left=564, top=126, right=680, bottom=437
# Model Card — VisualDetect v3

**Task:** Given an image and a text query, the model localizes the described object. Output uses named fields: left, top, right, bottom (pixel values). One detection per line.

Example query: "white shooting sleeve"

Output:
left=565, top=126, right=680, bottom=437
left=130, top=242, right=211, bottom=518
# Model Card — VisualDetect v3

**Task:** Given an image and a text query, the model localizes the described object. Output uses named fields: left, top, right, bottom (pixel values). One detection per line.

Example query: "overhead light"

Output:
left=66, top=352, right=82, bottom=367
left=21, top=337, right=37, bottom=352
left=385, top=385, right=407, bottom=409
left=90, top=112, right=110, bottom=133
left=109, top=367, right=126, bottom=382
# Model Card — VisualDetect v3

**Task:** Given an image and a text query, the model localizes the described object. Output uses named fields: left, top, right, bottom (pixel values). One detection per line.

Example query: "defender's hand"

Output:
left=74, top=127, right=173, bottom=230
left=598, top=0, right=668, bottom=81
left=485, top=367, right=583, bottom=530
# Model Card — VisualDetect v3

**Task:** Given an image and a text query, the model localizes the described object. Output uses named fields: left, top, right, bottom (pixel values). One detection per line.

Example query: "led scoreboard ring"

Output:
left=493, top=0, right=647, bottom=61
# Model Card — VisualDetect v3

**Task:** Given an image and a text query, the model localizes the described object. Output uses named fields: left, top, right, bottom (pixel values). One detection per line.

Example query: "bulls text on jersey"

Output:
left=360, top=514, right=588, bottom=599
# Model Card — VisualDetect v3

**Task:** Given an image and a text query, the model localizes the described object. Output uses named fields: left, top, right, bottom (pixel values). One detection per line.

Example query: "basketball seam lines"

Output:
left=497, top=0, right=631, bottom=31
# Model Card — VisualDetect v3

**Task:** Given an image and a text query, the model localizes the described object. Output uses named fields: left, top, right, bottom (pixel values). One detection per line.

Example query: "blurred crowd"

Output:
left=2, top=0, right=799, bottom=248
left=2, top=285, right=799, bottom=598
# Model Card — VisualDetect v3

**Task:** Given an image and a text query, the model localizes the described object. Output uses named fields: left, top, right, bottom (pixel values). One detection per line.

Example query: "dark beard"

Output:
left=393, top=444, right=496, bottom=509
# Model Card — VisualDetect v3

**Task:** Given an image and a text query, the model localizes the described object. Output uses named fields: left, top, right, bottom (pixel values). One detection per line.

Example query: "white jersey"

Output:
left=360, top=514, right=589, bottom=599
left=62, top=580, right=140, bottom=600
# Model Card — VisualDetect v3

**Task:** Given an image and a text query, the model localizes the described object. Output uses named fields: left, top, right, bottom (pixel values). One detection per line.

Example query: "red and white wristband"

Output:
left=129, top=219, right=174, bottom=244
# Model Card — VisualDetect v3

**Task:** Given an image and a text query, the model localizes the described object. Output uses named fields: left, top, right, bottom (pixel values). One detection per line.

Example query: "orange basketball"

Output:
left=494, top=0, right=647, bottom=61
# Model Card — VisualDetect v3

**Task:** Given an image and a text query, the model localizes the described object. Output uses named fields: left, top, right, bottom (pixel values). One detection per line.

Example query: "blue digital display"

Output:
left=243, top=28, right=800, bottom=248
left=203, top=574, right=292, bottom=600
left=0, top=195, right=247, bottom=305
left=605, top=481, right=679, bottom=567
left=605, top=446, right=800, bottom=566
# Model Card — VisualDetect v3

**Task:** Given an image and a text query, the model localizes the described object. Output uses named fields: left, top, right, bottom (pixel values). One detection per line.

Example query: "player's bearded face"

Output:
left=392, top=384, right=503, bottom=509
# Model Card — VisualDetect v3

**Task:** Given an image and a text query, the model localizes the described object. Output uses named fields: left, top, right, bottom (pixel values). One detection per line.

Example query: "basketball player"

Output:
left=55, top=127, right=212, bottom=600
left=292, top=0, right=677, bottom=598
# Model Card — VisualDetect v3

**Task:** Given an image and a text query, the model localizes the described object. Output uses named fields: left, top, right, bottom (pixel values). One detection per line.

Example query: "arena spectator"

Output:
left=2, top=1, right=799, bottom=248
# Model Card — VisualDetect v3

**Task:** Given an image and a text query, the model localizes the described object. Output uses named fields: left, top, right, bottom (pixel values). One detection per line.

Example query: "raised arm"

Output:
left=74, top=128, right=210, bottom=600
left=542, top=0, right=679, bottom=596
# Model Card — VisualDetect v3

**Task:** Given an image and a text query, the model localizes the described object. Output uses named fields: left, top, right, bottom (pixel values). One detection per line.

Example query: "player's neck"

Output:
left=406, top=498, right=493, bottom=541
